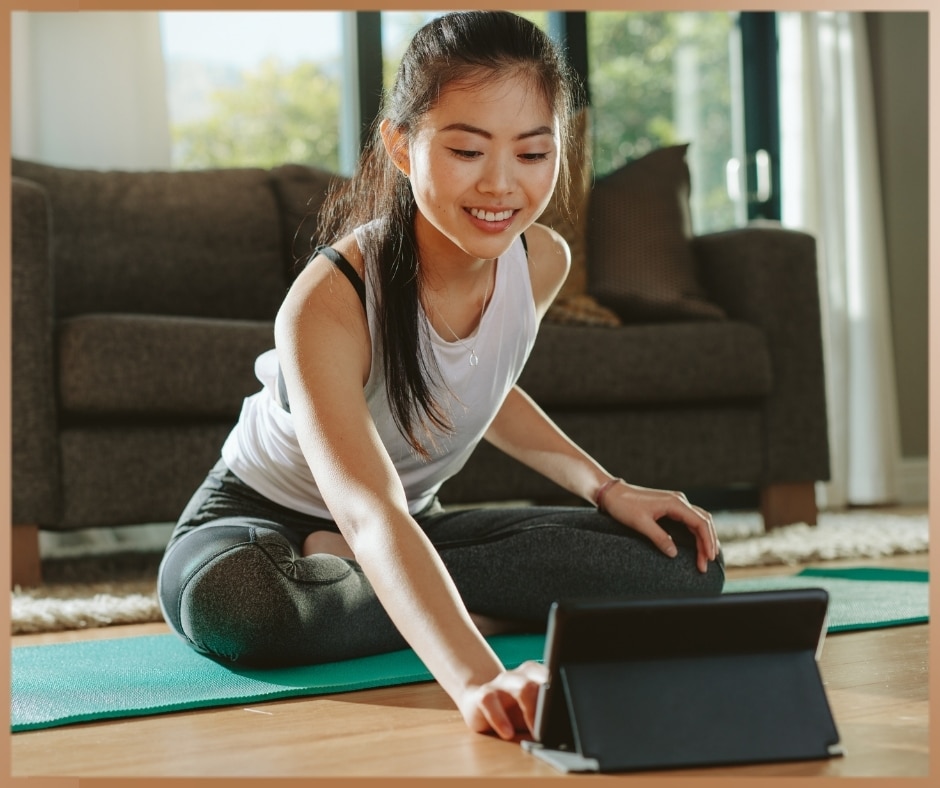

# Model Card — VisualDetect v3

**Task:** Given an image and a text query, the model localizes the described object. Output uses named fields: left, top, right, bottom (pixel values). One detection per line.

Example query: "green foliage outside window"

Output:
left=171, top=58, right=341, bottom=172
left=589, top=12, right=736, bottom=231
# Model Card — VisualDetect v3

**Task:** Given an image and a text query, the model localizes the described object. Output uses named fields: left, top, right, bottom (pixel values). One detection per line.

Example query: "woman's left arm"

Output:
left=483, top=386, right=717, bottom=572
left=482, top=225, right=719, bottom=572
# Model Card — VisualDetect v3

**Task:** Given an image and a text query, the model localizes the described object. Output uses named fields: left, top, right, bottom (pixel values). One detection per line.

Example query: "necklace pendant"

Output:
left=469, top=349, right=479, bottom=367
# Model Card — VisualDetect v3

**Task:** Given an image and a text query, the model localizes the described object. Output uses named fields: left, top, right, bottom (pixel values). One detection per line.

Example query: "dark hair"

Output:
left=318, top=11, right=580, bottom=459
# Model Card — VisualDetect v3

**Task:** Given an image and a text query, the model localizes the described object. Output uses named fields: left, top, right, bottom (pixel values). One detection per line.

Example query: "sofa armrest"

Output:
left=692, top=226, right=830, bottom=483
left=11, top=177, right=60, bottom=525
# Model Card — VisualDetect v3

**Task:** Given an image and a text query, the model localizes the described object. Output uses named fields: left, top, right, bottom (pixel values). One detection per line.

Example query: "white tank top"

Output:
left=221, top=225, right=538, bottom=519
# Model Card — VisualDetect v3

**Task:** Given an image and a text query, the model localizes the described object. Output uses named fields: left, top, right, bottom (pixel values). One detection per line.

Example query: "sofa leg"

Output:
left=12, top=523, right=42, bottom=589
left=760, top=483, right=818, bottom=530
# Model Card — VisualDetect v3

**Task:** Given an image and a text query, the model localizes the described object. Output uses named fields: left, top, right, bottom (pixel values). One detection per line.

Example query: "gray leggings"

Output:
left=158, top=460, right=725, bottom=667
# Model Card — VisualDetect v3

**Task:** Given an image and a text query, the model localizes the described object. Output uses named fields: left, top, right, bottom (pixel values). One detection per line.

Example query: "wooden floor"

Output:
left=9, top=552, right=930, bottom=780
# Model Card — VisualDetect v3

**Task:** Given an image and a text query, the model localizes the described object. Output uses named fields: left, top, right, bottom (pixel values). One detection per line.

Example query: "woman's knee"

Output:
left=158, top=522, right=359, bottom=665
left=158, top=524, right=278, bottom=658
left=177, top=541, right=303, bottom=663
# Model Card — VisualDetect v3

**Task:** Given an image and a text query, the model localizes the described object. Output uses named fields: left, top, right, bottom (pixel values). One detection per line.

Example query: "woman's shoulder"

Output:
left=277, top=229, right=369, bottom=329
left=284, top=228, right=368, bottom=302
left=524, top=221, right=569, bottom=258
left=275, top=228, right=373, bottom=383
left=325, top=229, right=368, bottom=279
left=522, top=222, right=571, bottom=317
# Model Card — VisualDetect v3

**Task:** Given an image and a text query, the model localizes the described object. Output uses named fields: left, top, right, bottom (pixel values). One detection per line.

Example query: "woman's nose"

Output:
left=478, top=154, right=515, bottom=195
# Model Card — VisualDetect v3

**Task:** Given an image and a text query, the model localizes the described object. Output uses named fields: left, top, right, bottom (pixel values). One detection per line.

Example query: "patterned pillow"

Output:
left=587, top=144, right=725, bottom=323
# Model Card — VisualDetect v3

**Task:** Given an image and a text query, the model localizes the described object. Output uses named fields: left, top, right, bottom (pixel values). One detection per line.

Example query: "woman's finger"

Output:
left=517, top=659, right=549, bottom=684
left=669, top=493, right=718, bottom=561
left=629, top=515, right=679, bottom=558
left=478, top=689, right=516, bottom=740
left=514, top=664, right=547, bottom=733
left=660, top=494, right=718, bottom=569
left=478, top=663, right=547, bottom=738
left=689, top=504, right=718, bottom=564
left=692, top=504, right=720, bottom=558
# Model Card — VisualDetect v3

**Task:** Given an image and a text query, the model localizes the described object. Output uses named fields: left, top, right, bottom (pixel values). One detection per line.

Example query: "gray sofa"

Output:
left=10, top=154, right=830, bottom=586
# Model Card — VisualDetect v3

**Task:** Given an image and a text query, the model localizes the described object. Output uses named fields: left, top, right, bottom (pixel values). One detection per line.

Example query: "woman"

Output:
left=158, top=10, right=723, bottom=742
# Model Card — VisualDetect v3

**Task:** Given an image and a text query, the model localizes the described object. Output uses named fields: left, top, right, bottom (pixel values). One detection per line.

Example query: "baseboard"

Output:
left=896, top=456, right=929, bottom=506
left=39, top=522, right=176, bottom=560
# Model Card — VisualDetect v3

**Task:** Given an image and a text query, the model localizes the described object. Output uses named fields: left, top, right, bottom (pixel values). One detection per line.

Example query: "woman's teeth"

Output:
left=469, top=208, right=513, bottom=222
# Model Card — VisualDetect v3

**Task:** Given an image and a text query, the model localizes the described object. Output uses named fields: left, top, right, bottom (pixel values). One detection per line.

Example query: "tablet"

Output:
left=525, top=589, right=841, bottom=772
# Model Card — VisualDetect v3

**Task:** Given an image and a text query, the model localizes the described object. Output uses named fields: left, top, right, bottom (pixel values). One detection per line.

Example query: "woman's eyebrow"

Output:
left=440, top=122, right=555, bottom=141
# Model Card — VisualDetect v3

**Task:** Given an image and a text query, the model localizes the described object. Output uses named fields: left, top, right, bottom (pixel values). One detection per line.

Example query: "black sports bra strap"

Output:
left=315, top=244, right=367, bottom=309
left=277, top=245, right=366, bottom=412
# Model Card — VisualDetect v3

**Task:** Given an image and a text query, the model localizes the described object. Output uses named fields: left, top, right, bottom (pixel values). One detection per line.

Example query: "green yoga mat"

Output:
left=11, top=567, right=928, bottom=733
left=725, top=566, right=929, bottom=632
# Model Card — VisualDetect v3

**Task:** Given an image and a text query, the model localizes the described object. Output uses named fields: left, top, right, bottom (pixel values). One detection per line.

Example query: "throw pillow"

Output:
left=539, top=108, right=621, bottom=328
left=587, top=144, right=725, bottom=323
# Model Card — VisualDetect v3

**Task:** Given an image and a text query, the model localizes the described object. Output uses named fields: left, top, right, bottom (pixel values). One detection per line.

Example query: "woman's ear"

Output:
left=380, top=118, right=411, bottom=177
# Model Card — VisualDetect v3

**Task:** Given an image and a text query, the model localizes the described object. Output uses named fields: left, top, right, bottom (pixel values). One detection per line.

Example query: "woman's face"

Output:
left=385, top=71, right=561, bottom=263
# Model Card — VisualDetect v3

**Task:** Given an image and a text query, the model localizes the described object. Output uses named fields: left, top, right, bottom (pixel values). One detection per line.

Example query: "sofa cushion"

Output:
left=587, top=144, right=726, bottom=323
left=58, top=314, right=275, bottom=418
left=11, top=159, right=288, bottom=321
left=519, top=321, right=772, bottom=408
left=443, top=406, right=765, bottom=502
left=270, top=163, right=346, bottom=279
left=58, top=424, right=235, bottom=529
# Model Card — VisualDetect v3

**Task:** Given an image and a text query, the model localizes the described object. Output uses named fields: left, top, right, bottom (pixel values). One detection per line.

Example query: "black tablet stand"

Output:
left=523, top=590, right=843, bottom=773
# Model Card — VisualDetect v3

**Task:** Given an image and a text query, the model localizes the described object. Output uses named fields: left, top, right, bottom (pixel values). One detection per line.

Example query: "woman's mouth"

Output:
left=468, top=207, right=515, bottom=223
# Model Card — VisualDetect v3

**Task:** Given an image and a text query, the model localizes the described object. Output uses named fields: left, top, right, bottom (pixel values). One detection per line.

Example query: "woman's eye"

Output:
left=520, top=152, right=550, bottom=162
left=450, top=148, right=482, bottom=160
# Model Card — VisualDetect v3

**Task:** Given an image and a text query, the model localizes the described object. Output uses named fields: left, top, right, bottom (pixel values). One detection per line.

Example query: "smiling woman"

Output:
left=155, top=11, right=723, bottom=747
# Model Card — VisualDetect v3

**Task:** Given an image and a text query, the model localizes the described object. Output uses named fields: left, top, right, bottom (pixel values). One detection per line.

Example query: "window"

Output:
left=380, top=11, right=442, bottom=85
left=160, top=11, right=344, bottom=171
left=587, top=12, right=744, bottom=232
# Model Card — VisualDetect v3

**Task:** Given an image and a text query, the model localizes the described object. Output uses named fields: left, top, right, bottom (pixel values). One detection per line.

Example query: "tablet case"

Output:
left=523, top=589, right=842, bottom=773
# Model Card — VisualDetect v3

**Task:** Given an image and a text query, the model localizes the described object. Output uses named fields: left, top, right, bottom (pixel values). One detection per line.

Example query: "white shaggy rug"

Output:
left=714, top=509, right=929, bottom=568
left=12, top=581, right=164, bottom=635
left=11, top=509, right=929, bottom=635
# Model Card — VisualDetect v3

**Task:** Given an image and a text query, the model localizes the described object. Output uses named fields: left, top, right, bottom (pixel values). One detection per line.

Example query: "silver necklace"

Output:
left=433, top=261, right=494, bottom=367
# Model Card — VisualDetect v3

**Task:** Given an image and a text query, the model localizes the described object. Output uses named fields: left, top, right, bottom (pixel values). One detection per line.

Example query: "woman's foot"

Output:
left=302, top=532, right=530, bottom=637
left=302, top=530, right=355, bottom=559
left=469, top=613, right=523, bottom=637
left=469, top=613, right=547, bottom=637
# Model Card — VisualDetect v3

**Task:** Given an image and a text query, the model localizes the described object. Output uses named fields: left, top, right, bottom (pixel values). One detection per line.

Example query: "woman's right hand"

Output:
left=457, top=660, right=549, bottom=740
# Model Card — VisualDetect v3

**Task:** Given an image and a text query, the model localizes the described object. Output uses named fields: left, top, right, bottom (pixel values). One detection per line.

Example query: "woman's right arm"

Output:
left=274, top=243, right=545, bottom=739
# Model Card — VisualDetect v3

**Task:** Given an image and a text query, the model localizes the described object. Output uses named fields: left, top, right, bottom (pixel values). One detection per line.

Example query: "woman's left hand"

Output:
left=597, top=480, right=719, bottom=573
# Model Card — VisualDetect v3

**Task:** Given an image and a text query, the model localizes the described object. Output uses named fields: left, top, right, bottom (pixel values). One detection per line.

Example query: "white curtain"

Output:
left=777, top=12, right=901, bottom=508
left=11, top=11, right=172, bottom=170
